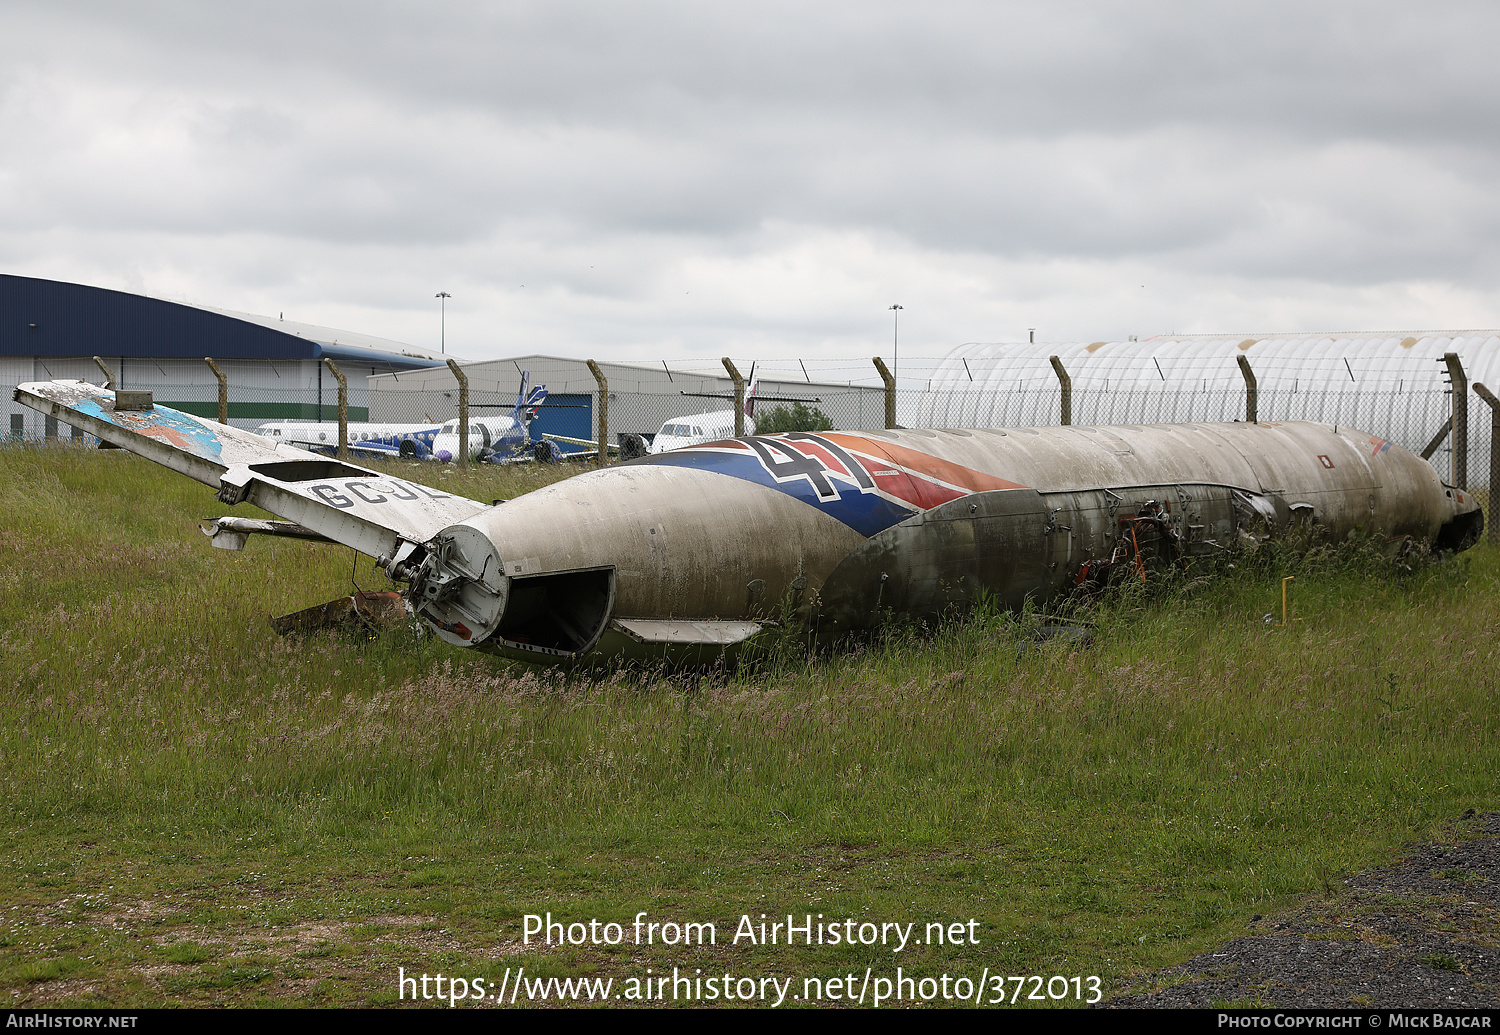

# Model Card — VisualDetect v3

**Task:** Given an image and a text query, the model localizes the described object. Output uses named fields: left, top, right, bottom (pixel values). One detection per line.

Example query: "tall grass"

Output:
left=2, top=443, right=1497, bottom=1005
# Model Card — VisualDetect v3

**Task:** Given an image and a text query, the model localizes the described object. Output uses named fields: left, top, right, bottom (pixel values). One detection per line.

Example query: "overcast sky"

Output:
left=5, top=1, right=1500, bottom=366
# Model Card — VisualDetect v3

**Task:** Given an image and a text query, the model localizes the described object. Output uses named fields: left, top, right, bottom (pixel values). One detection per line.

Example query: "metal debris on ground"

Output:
left=271, top=591, right=408, bottom=636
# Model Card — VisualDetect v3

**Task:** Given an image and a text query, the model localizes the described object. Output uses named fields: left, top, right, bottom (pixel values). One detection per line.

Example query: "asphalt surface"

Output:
left=1105, top=812, right=1500, bottom=1009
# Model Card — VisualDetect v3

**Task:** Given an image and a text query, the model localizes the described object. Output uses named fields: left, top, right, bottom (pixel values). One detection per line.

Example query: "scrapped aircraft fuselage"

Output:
left=411, top=422, right=1482, bottom=662
left=16, top=380, right=1484, bottom=665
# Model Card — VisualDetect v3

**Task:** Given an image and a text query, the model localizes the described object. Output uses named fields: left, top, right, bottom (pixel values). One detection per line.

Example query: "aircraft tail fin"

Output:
left=514, top=370, right=548, bottom=423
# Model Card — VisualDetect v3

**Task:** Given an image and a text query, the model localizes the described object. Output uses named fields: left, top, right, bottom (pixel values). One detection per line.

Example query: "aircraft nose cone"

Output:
left=436, top=450, right=452, bottom=462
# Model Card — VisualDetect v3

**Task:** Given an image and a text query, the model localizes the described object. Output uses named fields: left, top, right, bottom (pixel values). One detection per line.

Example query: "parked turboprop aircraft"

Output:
left=256, top=419, right=440, bottom=459
left=430, top=375, right=549, bottom=463
left=16, top=379, right=1483, bottom=666
left=649, top=382, right=758, bottom=453
left=255, top=373, right=549, bottom=463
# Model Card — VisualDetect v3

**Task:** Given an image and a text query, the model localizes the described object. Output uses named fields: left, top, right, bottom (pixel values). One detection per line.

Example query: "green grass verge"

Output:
left=1, top=444, right=1496, bottom=1007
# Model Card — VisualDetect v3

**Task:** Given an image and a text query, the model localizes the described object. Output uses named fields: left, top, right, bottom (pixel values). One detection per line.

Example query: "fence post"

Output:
left=1237, top=354, right=1258, bottom=424
left=445, top=358, right=468, bottom=469
left=1442, top=353, right=1468, bottom=489
left=92, top=356, right=117, bottom=389
left=204, top=357, right=229, bottom=424
left=587, top=360, right=609, bottom=467
left=1049, top=355, right=1071, bottom=426
left=872, top=357, right=896, bottom=429
left=323, top=358, right=348, bottom=460
left=1420, top=418, right=1453, bottom=462
left=1474, top=382, right=1498, bottom=544
left=722, top=357, right=746, bottom=436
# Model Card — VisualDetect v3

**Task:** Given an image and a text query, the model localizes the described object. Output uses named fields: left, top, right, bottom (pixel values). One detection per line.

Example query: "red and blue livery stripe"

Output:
left=635, top=432, right=1026, bottom=538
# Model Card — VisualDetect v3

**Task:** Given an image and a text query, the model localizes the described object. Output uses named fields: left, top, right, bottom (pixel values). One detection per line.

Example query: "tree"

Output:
left=754, top=401, right=834, bottom=434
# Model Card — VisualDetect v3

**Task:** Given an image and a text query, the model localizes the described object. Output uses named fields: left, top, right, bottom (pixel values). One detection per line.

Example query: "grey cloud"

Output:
left=4, top=0, right=1500, bottom=353
left=24, top=1, right=1500, bottom=141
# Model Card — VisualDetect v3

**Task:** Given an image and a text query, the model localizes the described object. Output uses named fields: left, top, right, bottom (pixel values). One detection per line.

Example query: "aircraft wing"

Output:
left=541, top=433, right=619, bottom=453
left=345, top=439, right=410, bottom=459
left=15, top=380, right=490, bottom=560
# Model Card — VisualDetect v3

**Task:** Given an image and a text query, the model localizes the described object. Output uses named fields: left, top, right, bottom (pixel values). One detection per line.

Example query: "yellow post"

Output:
left=1281, top=576, right=1294, bottom=626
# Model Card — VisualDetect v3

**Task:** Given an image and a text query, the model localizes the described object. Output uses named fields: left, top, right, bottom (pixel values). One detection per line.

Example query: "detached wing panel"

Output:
left=16, top=380, right=489, bottom=558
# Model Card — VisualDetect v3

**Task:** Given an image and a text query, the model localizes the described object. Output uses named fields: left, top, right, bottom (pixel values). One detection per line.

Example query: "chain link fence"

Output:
left=4, top=356, right=1492, bottom=499
left=364, top=357, right=892, bottom=456
left=911, top=382, right=1477, bottom=478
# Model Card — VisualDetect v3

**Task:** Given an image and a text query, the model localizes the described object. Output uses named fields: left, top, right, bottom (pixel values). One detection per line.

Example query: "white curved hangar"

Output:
left=921, top=332, right=1500, bottom=487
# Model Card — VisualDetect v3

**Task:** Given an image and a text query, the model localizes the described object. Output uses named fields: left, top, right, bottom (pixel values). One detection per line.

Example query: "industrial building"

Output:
left=1, top=274, right=452, bottom=438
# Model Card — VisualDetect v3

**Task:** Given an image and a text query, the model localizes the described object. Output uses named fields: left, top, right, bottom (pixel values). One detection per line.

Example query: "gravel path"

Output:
left=1104, top=812, right=1500, bottom=1009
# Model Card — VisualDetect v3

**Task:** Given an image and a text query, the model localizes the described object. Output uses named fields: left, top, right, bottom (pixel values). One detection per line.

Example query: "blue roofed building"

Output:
left=2, top=273, right=457, bottom=438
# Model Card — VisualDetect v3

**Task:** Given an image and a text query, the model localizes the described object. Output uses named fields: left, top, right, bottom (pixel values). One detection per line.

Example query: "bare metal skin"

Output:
left=17, top=380, right=1483, bottom=666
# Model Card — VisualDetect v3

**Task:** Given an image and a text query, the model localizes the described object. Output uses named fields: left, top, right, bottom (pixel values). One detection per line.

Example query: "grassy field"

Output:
left=1, top=443, right=1497, bottom=1008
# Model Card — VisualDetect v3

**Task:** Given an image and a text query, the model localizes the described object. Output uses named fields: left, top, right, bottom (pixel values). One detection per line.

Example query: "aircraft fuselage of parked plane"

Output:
left=256, top=373, right=550, bottom=463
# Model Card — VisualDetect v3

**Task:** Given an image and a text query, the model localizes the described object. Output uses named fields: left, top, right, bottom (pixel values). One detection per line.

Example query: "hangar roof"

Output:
left=917, top=332, right=1500, bottom=442
left=1, top=274, right=454, bottom=371
left=930, top=332, right=1500, bottom=392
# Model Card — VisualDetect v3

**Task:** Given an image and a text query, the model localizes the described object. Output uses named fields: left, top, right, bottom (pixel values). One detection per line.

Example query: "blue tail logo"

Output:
left=515, top=371, right=548, bottom=427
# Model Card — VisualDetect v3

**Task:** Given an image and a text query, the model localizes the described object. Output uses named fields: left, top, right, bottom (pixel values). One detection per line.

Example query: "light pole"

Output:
left=436, top=292, right=451, bottom=353
left=889, top=304, right=903, bottom=384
